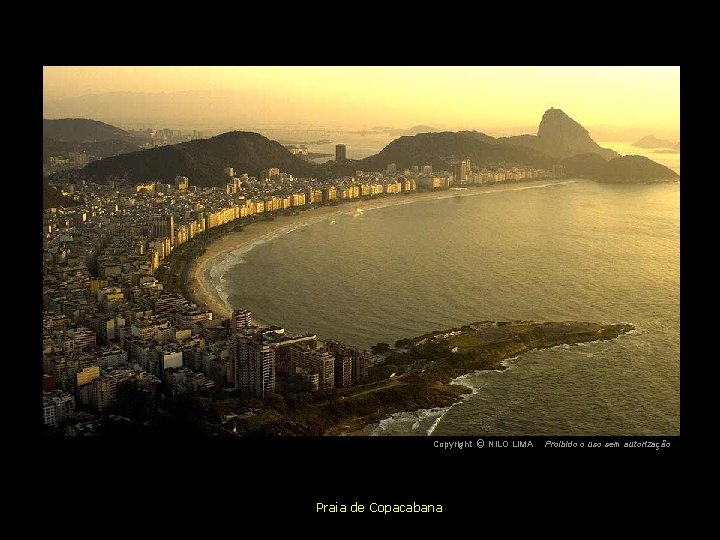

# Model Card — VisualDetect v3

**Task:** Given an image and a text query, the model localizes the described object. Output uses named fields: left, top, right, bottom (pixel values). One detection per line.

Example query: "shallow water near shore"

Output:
left=214, top=179, right=679, bottom=435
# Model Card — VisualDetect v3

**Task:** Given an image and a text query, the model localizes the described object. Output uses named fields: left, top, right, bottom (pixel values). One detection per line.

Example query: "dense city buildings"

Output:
left=43, top=157, right=553, bottom=434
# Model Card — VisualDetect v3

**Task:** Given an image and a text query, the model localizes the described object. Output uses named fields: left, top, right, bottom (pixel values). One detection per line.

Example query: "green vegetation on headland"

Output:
left=562, top=153, right=678, bottom=184
left=164, top=319, right=634, bottom=436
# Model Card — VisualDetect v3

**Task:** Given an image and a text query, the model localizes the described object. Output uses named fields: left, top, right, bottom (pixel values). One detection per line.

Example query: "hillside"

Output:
left=43, top=183, right=80, bottom=210
left=356, top=131, right=553, bottom=172
left=43, top=118, right=131, bottom=142
left=81, top=131, right=317, bottom=186
left=595, top=155, right=679, bottom=183
left=43, top=136, right=140, bottom=161
left=561, top=152, right=677, bottom=183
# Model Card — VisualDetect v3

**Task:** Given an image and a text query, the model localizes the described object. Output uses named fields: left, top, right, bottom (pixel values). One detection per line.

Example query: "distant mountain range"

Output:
left=43, top=118, right=135, bottom=142
left=631, top=134, right=680, bottom=152
left=49, top=109, right=678, bottom=187
left=43, top=118, right=144, bottom=161
left=351, top=125, right=441, bottom=136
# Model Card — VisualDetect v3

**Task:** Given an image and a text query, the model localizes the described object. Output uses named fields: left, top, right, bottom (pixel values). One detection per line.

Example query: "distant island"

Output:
left=351, top=125, right=440, bottom=136
left=632, top=134, right=680, bottom=153
left=278, top=139, right=332, bottom=146
left=304, top=152, right=334, bottom=160
left=185, top=320, right=635, bottom=435
left=47, top=109, right=679, bottom=187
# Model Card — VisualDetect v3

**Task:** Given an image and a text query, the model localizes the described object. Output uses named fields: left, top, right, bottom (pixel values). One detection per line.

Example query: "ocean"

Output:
left=213, top=177, right=679, bottom=436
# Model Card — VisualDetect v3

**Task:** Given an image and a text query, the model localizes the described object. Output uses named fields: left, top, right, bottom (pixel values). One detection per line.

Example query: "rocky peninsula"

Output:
left=159, top=318, right=634, bottom=436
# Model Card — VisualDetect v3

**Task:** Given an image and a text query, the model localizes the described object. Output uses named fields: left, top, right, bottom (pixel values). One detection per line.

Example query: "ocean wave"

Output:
left=426, top=409, right=450, bottom=435
left=451, top=373, right=481, bottom=392
left=618, top=323, right=642, bottom=336
left=422, top=372, right=484, bottom=435
left=500, top=355, right=521, bottom=368
left=370, top=406, right=449, bottom=436
left=546, top=342, right=573, bottom=352
left=373, top=359, right=523, bottom=436
left=207, top=214, right=349, bottom=309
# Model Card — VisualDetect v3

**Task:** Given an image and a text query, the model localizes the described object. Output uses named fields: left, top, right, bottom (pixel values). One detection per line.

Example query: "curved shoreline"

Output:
left=185, top=179, right=580, bottom=323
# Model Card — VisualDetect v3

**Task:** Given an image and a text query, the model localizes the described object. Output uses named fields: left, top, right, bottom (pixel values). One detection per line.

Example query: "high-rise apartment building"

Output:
left=311, top=350, right=335, bottom=390
left=453, top=159, right=471, bottom=185
left=174, top=176, right=189, bottom=190
left=260, top=168, right=281, bottom=182
left=63, top=326, right=97, bottom=353
left=231, top=309, right=253, bottom=333
left=334, top=354, right=353, bottom=388
left=325, top=341, right=369, bottom=384
left=43, top=391, right=75, bottom=427
left=231, top=334, right=276, bottom=398
left=336, top=144, right=347, bottom=162
left=323, top=186, right=337, bottom=202
left=151, top=213, right=175, bottom=246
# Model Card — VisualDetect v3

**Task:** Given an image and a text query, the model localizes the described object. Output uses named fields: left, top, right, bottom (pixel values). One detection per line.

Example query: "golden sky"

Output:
left=43, top=66, right=679, bottom=134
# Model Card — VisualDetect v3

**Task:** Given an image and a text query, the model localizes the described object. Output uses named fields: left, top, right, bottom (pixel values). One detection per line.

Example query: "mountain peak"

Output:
left=535, top=108, right=616, bottom=160
left=538, top=108, right=589, bottom=139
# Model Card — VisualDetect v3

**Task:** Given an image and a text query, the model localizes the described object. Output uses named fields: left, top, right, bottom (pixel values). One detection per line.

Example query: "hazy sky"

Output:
left=43, top=66, right=680, bottom=135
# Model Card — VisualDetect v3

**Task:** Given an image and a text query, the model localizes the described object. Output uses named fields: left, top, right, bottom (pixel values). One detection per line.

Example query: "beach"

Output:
left=185, top=179, right=574, bottom=324
left=187, top=203, right=365, bottom=324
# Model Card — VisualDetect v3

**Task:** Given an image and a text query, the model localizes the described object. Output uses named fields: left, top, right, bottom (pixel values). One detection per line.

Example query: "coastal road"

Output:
left=343, top=377, right=408, bottom=400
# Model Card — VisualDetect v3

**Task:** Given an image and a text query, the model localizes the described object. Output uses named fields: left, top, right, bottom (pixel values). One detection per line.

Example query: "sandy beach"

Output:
left=187, top=203, right=355, bottom=324
left=186, top=179, right=573, bottom=323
